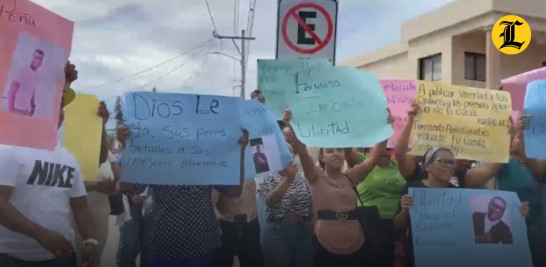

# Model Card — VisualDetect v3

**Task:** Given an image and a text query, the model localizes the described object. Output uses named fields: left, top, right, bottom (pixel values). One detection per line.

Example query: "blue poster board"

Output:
left=409, top=188, right=532, bottom=267
left=121, top=92, right=243, bottom=185
left=240, top=99, right=292, bottom=178
left=523, top=80, right=546, bottom=159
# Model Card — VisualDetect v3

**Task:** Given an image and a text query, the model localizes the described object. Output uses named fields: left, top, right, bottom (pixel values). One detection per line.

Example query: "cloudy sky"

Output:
left=33, top=0, right=454, bottom=104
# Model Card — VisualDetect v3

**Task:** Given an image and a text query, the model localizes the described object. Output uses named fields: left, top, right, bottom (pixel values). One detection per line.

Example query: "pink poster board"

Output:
left=381, top=80, right=416, bottom=148
left=501, top=67, right=546, bottom=113
left=0, top=0, right=74, bottom=149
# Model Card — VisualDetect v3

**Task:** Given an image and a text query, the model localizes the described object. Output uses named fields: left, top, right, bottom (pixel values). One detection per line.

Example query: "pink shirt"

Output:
left=311, top=166, right=364, bottom=255
left=11, top=66, right=39, bottom=113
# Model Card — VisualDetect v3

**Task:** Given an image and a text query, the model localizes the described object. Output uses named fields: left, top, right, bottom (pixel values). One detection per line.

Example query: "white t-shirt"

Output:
left=0, top=144, right=86, bottom=261
left=12, top=66, right=39, bottom=112
left=484, top=215, right=501, bottom=233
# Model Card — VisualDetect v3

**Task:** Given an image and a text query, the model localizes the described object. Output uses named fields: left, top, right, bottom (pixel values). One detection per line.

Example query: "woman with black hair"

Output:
left=395, top=102, right=501, bottom=188
left=393, top=147, right=530, bottom=267
left=283, top=110, right=392, bottom=267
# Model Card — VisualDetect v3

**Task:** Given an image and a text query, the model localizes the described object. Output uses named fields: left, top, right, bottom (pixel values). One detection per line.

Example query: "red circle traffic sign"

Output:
left=281, top=2, right=333, bottom=54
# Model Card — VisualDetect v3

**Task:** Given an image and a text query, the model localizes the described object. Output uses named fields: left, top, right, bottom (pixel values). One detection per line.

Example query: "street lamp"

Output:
left=210, top=51, right=245, bottom=97
left=210, top=52, right=241, bottom=62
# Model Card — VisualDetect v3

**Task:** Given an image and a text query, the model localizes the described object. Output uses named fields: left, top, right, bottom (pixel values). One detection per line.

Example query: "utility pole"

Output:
left=213, top=30, right=255, bottom=98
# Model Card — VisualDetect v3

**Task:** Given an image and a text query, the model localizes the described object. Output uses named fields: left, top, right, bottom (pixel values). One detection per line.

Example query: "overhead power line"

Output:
left=83, top=38, right=215, bottom=90
left=132, top=40, right=218, bottom=91
left=205, top=0, right=218, bottom=32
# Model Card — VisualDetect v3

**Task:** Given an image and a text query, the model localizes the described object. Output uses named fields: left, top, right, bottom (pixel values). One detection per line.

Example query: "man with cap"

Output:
left=0, top=62, right=98, bottom=267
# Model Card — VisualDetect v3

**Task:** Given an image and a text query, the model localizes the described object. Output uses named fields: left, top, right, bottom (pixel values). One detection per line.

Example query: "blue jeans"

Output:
left=150, top=254, right=212, bottom=267
left=260, top=220, right=313, bottom=267
left=0, top=253, right=76, bottom=267
left=256, top=194, right=266, bottom=229
left=117, top=202, right=153, bottom=267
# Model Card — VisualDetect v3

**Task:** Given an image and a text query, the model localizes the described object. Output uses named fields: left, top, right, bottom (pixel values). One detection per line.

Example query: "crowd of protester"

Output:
left=0, top=63, right=545, bottom=267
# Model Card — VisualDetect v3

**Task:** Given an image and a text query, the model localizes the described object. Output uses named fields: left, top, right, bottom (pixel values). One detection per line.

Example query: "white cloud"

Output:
left=31, top=0, right=455, bottom=103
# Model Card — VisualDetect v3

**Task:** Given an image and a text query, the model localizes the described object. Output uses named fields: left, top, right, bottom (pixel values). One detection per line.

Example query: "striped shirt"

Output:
left=258, top=171, right=312, bottom=221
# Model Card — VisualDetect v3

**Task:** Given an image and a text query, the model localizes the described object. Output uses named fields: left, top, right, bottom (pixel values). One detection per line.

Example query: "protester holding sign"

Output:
left=495, top=115, right=545, bottom=266
left=393, top=146, right=530, bottom=267
left=0, top=63, right=98, bottom=267
left=395, top=102, right=501, bottom=188
left=258, top=144, right=313, bottom=267
left=344, top=147, right=405, bottom=267
left=283, top=109, right=391, bottom=267
left=116, top=125, right=249, bottom=267
left=212, top=179, right=265, bottom=267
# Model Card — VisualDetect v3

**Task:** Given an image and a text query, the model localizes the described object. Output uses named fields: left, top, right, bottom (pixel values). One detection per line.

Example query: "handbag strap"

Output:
left=344, top=175, right=365, bottom=207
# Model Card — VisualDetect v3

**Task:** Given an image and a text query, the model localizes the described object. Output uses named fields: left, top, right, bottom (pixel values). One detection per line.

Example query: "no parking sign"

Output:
left=276, top=0, right=338, bottom=63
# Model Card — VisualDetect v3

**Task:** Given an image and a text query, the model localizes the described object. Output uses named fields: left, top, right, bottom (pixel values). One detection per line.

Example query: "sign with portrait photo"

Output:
left=0, top=0, right=73, bottom=149
left=408, top=188, right=532, bottom=267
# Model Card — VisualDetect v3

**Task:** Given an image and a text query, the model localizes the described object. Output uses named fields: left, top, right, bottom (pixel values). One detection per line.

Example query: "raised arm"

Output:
left=264, top=164, right=298, bottom=207
left=283, top=110, right=319, bottom=183
left=226, top=129, right=249, bottom=198
left=395, top=102, right=419, bottom=179
left=345, top=140, right=387, bottom=184
left=344, top=148, right=360, bottom=168
left=518, top=115, right=545, bottom=180
left=294, top=141, right=319, bottom=184
left=394, top=192, right=413, bottom=233
left=463, top=163, right=501, bottom=188
left=98, top=102, right=109, bottom=164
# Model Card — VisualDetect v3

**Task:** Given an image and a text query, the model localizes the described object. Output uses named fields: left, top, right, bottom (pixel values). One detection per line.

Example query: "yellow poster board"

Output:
left=410, top=81, right=511, bottom=163
left=64, top=94, right=102, bottom=180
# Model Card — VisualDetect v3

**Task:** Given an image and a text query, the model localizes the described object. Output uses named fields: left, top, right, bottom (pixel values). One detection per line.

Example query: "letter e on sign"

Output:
left=276, top=0, right=338, bottom=63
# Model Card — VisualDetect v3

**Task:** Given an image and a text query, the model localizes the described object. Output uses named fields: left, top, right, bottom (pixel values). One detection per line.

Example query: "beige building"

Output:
left=341, top=0, right=546, bottom=89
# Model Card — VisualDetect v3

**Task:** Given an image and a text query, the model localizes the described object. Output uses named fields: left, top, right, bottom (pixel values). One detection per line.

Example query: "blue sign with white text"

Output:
left=523, top=80, right=546, bottom=159
left=409, top=188, right=532, bottom=267
left=121, top=92, right=243, bottom=185
left=240, top=100, right=292, bottom=178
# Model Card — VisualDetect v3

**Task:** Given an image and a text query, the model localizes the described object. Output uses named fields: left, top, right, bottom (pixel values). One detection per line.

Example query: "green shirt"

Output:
left=498, top=159, right=542, bottom=235
left=354, top=153, right=406, bottom=219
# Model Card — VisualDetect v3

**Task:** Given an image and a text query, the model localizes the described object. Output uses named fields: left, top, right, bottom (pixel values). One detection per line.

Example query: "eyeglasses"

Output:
left=435, top=159, right=456, bottom=166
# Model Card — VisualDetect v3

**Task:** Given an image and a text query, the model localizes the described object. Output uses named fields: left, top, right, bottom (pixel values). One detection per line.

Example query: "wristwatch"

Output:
left=83, top=238, right=99, bottom=247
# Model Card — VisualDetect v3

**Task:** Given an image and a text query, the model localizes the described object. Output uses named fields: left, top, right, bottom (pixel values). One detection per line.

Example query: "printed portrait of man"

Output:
left=473, top=196, right=513, bottom=244
left=7, top=49, right=44, bottom=116
left=253, top=145, right=270, bottom=174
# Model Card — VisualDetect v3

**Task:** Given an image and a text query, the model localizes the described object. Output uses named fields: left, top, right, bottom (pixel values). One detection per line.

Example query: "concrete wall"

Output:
left=345, top=0, right=546, bottom=88
left=498, top=40, right=546, bottom=81
left=407, top=34, right=453, bottom=83
left=402, top=0, right=493, bottom=41
left=357, top=52, right=412, bottom=79
left=452, top=31, right=487, bottom=88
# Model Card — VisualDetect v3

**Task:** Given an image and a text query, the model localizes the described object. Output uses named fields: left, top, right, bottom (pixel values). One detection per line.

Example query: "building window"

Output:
left=419, top=54, right=442, bottom=81
left=465, top=52, right=486, bottom=81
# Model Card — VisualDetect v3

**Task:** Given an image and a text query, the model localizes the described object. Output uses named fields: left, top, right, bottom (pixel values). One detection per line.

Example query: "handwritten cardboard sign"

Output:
left=409, top=188, right=532, bottom=267
left=241, top=100, right=292, bottom=178
left=0, top=0, right=73, bottom=149
left=257, top=58, right=331, bottom=118
left=121, top=92, right=243, bottom=185
left=501, top=67, right=546, bottom=112
left=381, top=80, right=416, bottom=148
left=410, top=81, right=511, bottom=163
left=523, top=80, right=546, bottom=159
left=287, top=67, right=393, bottom=148
left=63, top=94, right=102, bottom=181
